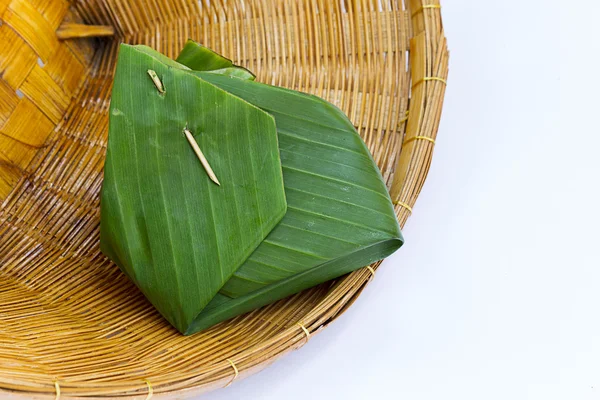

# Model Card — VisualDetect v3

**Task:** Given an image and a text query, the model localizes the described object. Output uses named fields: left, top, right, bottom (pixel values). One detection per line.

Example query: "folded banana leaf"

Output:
left=176, top=42, right=404, bottom=334
left=101, top=43, right=403, bottom=335
left=100, top=44, right=286, bottom=333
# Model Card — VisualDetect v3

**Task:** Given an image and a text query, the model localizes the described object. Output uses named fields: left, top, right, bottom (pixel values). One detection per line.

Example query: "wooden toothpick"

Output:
left=147, top=70, right=165, bottom=94
left=183, top=128, right=221, bottom=186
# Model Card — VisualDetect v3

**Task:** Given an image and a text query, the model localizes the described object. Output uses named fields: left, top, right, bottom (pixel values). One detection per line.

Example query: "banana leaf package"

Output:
left=101, top=42, right=403, bottom=335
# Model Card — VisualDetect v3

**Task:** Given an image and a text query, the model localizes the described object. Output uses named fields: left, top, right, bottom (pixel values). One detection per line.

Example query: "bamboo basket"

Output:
left=0, top=0, right=448, bottom=398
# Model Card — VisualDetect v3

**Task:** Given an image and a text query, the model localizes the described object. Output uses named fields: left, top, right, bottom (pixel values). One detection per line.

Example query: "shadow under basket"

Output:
left=0, top=0, right=448, bottom=398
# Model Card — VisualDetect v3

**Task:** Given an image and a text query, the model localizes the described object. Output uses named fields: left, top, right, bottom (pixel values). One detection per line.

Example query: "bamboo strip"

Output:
left=56, top=23, right=115, bottom=39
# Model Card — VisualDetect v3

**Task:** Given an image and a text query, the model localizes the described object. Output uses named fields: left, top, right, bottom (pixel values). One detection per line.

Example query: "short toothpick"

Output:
left=147, top=69, right=165, bottom=94
left=183, top=128, right=220, bottom=186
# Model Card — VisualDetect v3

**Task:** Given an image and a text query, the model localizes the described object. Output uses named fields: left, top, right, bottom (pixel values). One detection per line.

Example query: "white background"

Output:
left=202, top=1, right=600, bottom=399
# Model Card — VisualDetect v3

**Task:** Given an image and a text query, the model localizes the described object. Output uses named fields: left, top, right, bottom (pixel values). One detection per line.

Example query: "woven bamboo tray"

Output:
left=0, top=0, right=448, bottom=398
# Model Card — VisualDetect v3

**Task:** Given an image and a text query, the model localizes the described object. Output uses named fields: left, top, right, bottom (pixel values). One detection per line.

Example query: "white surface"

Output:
left=201, top=1, right=599, bottom=399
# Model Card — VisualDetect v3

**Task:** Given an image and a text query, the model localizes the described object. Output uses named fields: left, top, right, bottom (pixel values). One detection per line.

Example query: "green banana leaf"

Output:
left=137, top=43, right=254, bottom=81
left=205, top=67, right=255, bottom=81
left=176, top=42, right=404, bottom=334
left=100, top=44, right=286, bottom=334
left=176, top=39, right=255, bottom=80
